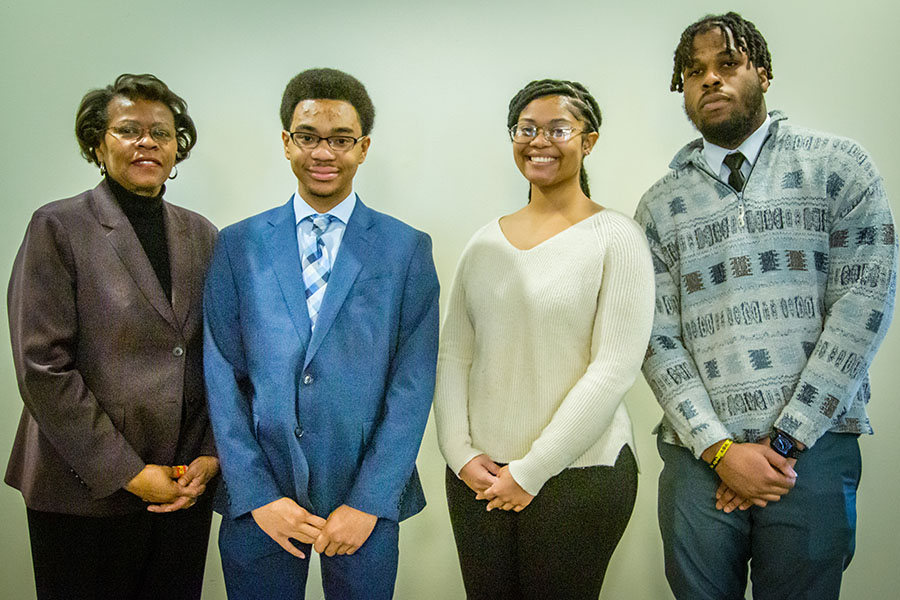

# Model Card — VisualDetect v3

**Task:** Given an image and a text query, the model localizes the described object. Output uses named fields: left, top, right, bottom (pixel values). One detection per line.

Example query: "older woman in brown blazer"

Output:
left=5, top=73, right=218, bottom=600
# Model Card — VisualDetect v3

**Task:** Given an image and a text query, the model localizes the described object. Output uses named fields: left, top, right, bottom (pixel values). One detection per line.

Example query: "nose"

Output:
left=528, top=128, right=552, bottom=147
left=701, top=69, right=722, bottom=89
left=310, top=138, right=336, bottom=159
left=136, top=129, right=159, bottom=148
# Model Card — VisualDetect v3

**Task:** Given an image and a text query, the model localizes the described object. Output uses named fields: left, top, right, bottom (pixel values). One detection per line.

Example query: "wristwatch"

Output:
left=770, top=431, right=803, bottom=459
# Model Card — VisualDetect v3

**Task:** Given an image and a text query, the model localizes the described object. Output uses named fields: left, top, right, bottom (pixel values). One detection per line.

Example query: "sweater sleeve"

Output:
left=433, top=248, right=483, bottom=474
left=634, top=201, right=731, bottom=458
left=775, top=169, right=897, bottom=447
left=506, top=217, right=656, bottom=495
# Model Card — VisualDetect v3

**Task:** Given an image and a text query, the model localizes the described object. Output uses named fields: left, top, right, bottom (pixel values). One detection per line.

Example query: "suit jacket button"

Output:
left=173, top=346, right=184, bottom=357
left=302, top=373, right=313, bottom=385
left=294, top=426, right=304, bottom=439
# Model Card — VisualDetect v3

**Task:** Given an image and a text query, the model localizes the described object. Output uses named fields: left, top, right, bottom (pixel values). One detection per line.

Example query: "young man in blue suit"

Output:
left=203, top=68, right=440, bottom=599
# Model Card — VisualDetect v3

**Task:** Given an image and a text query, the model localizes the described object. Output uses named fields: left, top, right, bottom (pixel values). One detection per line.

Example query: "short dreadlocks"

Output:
left=670, top=12, right=773, bottom=92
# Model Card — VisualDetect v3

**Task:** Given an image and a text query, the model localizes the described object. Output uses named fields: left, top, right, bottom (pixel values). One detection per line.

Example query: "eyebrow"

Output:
left=293, top=124, right=357, bottom=135
left=517, top=117, right=576, bottom=125
left=111, top=118, right=173, bottom=127
left=685, top=47, right=741, bottom=67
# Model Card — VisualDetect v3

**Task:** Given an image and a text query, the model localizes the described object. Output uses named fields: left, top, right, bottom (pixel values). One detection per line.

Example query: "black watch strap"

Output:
left=770, top=431, right=803, bottom=459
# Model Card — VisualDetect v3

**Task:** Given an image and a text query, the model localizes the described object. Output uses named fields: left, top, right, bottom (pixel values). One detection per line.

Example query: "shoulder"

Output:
left=217, top=203, right=287, bottom=242
left=164, top=201, right=218, bottom=242
left=357, top=200, right=429, bottom=242
left=29, top=187, right=95, bottom=224
left=638, top=142, right=703, bottom=215
left=590, top=210, right=651, bottom=256
left=767, top=119, right=881, bottom=178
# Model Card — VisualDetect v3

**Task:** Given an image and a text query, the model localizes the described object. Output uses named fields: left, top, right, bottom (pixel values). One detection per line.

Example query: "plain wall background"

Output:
left=1, top=1, right=897, bottom=598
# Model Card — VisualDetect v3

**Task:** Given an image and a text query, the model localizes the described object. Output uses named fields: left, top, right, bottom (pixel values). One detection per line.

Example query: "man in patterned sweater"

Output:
left=636, top=12, right=897, bottom=600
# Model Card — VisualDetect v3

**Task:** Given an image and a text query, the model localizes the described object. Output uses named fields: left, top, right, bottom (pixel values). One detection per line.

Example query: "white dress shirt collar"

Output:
left=702, top=114, right=772, bottom=179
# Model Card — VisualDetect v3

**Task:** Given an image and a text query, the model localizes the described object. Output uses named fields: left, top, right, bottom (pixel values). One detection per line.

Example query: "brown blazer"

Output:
left=5, top=180, right=217, bottom=516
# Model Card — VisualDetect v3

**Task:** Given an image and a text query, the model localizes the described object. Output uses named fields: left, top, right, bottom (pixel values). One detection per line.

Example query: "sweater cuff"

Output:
left=773, top=410, right=822, bottom=450
left=444, top=445, right=483, bottom=477
left=507, top=457, right=554, bottom=496
left=688, top=422, right=733, bottom=460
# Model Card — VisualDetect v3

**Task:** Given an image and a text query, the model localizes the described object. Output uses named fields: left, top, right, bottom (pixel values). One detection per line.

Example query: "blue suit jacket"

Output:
left=204, top=197, right=438, bottom=528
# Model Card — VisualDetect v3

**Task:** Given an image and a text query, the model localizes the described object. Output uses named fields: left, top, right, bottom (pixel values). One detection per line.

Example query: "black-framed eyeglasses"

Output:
left=509, top=125, right=585, bottom=144
left=288, top=131, right=366, bottom=152
left=106, top=124, right=176, bottom=144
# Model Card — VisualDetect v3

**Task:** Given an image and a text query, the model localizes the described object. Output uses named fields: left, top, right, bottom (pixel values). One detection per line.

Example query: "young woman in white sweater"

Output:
left=433, top=79, right=655, bottom=599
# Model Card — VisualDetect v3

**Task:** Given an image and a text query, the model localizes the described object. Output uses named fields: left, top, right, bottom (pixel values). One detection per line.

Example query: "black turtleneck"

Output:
left=106, top=176, right=172, bottom=301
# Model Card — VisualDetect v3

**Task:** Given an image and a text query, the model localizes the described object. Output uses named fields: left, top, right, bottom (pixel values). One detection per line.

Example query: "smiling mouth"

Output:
left=132, top=158, right=162, bottom=166
left=309, top=169, right=339, bottom=181
left=529, top=156, right=557, bottom=163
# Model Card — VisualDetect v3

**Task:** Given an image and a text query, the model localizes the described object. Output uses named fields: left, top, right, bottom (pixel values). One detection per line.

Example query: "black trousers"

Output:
left=446, top=445, right=638, bottom=600
left=25, top=492, right=213, bottom=600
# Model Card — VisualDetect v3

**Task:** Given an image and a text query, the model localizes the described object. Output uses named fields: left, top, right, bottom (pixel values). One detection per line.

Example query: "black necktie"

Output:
left=723, top=152, right=746, bottom=191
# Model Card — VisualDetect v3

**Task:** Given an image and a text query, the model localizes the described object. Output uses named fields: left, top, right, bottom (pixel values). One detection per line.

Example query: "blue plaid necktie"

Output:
left=301, top=214, right=335, bottom=328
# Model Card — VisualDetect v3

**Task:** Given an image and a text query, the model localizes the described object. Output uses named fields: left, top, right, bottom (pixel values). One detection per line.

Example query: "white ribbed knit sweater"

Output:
left=434, top=209, right=655, bottom=495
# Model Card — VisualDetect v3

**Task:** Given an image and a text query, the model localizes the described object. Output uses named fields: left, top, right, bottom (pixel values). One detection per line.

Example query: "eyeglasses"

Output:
left=509, top=125, right=585, bottom=144
left=106, top=124, right=176, bottom=144
left=288, top=131, right=366, bottom=152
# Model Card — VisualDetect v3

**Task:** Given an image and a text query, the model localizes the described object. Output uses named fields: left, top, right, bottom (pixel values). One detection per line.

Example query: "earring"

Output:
left=168, top=165, right=178, bottom=180
left=99, top=162, right=107, bottom=176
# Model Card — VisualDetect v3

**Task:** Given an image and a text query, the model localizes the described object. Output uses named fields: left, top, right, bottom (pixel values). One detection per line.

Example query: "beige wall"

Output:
left=1, top=1, right=897, bottom=598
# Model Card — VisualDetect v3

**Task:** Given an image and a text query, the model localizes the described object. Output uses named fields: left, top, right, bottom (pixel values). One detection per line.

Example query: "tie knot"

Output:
left=723, top=152, right=746, bottom=172
left=310, top=214, right=334, bottom=236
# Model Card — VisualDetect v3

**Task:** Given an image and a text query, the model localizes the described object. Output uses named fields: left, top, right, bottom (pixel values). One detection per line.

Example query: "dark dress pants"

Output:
left=26, top=491, right=214, bottom=600
left=446, top=445, right=638, bottom=600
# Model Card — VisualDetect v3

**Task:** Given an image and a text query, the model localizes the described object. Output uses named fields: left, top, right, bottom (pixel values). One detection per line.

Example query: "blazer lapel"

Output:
left=165, top=204, right=192, bottom=331
left=92, top=181, right=178, bottom=327
left=263, top=200, right=313, bottom=349
left=304, top=199, right=375, bottom=367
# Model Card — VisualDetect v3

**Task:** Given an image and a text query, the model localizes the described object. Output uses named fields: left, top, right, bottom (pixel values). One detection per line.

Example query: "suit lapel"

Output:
left=263, top=200, right=313, bottom=350
left=165, top=204, right=192, bottom=331
left=93, top=181, right=178, bottom=327
left=304, top=199, right=375, bottom=367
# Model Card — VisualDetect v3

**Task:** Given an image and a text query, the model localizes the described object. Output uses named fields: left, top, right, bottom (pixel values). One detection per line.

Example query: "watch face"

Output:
left=772, top=433, right=794, bottom=456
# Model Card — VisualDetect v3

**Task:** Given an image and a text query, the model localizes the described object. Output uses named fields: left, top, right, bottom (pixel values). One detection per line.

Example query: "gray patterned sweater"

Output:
left=635, top=111, right=897, bottom=456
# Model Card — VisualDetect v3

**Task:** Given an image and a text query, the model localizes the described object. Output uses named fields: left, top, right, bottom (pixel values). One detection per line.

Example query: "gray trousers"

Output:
left=657, top=433, right=861, bottom=600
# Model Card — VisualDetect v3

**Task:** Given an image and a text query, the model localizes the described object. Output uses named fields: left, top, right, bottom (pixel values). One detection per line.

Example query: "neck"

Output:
left=106, top=175, right=164, bottom=205
left=709, top=108, right=768, bottom=150
left=528, top=178, right=590, bottom=214
left=298, top=189, right=349, bottom=214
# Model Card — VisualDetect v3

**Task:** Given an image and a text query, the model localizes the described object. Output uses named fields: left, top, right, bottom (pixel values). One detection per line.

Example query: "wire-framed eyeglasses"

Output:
left=288, top=131, right=366, bottom=152
left=509, top=125, right=585, bottom=144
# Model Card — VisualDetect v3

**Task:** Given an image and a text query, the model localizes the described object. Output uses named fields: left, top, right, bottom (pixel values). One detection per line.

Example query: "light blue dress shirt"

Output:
left=702, top=114, right=772, bottom=182
left=292, top=190, right=357, bottom=268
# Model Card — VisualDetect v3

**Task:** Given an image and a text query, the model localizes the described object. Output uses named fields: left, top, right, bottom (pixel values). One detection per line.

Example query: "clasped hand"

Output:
left=705, top=440, right=797, bottom=513
left=461, top=455, right=533, bottom=512
left=252, top=499, right=377, bottom=560
left=125, top=455, right=220, bottom=513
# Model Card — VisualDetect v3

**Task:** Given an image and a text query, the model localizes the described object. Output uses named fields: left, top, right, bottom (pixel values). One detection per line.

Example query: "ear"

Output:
left=356, top=135, right=371, bottom=165
left=282, top=130, right=292, bottom=158
left=757, top=66, right=770, bottom=93
left=94, top=140, right=108, bottom=167
left=582, top=131, right=599, bottom=156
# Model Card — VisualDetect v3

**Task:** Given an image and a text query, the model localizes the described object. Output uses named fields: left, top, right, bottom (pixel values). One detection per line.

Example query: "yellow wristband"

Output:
left=709, top=439, right=733, bottom=470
